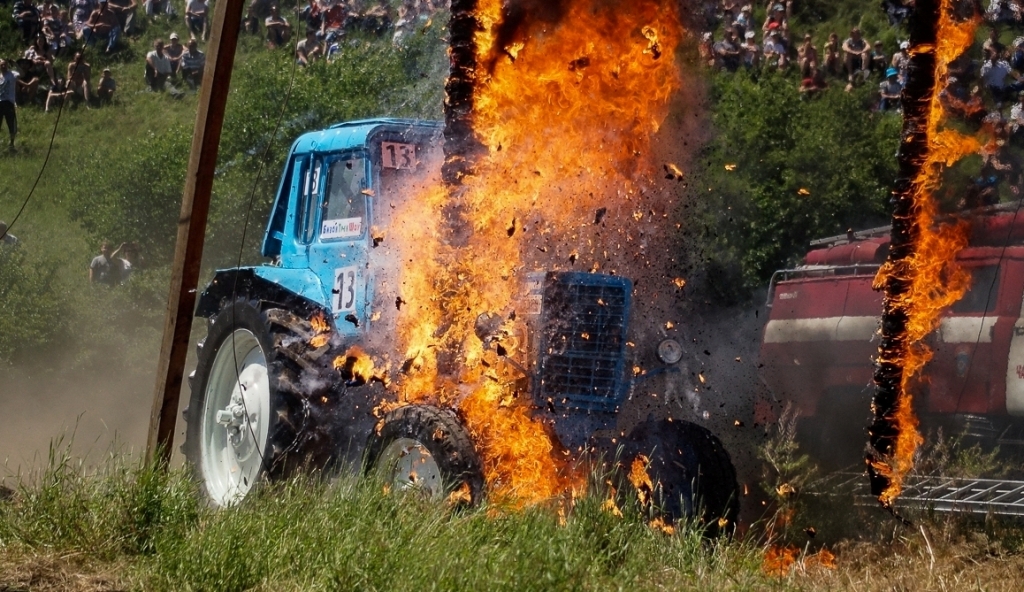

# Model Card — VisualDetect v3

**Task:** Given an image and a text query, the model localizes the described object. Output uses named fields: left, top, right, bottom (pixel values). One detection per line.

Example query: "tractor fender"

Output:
left=196, top=267, right=330, bottom=321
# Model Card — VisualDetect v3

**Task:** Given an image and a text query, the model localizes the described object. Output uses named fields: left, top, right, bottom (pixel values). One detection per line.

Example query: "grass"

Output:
left=3, top=442, right=1024, bottom=591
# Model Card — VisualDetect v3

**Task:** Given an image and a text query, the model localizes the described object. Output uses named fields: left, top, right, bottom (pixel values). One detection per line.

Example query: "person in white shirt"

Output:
left=145, top=38, right=172, bottom=91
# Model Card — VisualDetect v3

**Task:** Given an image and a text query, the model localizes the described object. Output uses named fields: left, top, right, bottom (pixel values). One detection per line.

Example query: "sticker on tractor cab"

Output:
left=333, top=266, right=358, bottom=313
left=381, top=142, right=416, bottom=169
left=321, top=217, right=363, bottom=240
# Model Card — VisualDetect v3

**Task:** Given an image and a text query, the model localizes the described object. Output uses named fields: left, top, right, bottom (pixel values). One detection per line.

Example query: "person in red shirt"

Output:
left=320, top=0, right=347, bottom=44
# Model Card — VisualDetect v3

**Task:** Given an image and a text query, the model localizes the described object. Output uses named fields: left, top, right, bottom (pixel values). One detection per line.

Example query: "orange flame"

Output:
left=388, top=0, right=684, bottom=506
left=762, top=546, right=836, bottom=576
left=628, top=454, right=654, bottom=508
left=871, top=0, right=981, bottom=506
left=309, top=312, right=331, bottom=348
left=333, top=346, right=385, bottom=385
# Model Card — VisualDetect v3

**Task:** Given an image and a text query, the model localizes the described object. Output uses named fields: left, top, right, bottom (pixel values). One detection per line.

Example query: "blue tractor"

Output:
left=183, top=119, right=739, bottom=529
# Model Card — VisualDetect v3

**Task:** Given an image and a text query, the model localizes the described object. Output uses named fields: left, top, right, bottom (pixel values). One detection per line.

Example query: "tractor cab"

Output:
left=259, top=119, right=443, bottom=332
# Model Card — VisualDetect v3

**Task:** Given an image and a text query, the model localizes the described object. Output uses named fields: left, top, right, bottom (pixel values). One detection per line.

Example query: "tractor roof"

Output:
left=291, top=118, right=442, bottom=154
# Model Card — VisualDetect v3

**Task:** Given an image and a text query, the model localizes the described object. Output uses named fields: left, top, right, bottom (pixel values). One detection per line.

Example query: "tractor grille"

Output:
left=537, top=272, right=632, bottom=412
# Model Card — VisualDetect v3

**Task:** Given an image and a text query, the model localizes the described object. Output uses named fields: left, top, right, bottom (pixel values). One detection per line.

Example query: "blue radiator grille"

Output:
left=537, top=272, right=632, bottom=412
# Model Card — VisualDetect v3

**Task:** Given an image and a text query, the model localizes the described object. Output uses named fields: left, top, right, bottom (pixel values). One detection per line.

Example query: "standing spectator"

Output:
left=66, top=51, right=92, bottom=103
left=0, top=61, right=16, bottom=151
left=265, top=5, right=292, bottom=49
left=12, top=0, right=42, bottom=43
left=981, top=49, right=1024, bottom=102
left=296, top=28, right=323, bottom=65
left=42, top=6, right=72, bottom=55
left=180, top=38, right=205, bottom=88
left=23, top=34, right=57, bottom=85
left=797, top=33, right=818, bottom=78
left=107, top=0, right=137, bottom=36
left=97, top=67, right=116, bottom=102
left=145, top=38, right=172, bottom=91
left=842, top=27, right=871, bottom=86
left=741, top=30, right=760, bottom=69
left=713, top=27, right=742, bottom=72
left=164, top=32, right=184, bottom=78
left=879, top=67, right=903, bottom=111
left=185, top=0, right=209, bottom=41
left=763, top=27, right=787, bottom=69
left=89, top=241, right=123, bottom=285
left=83, top=0, right=121, bottom=53
left=144, top=0, right=174, bottom=17
left=70, top=0, right=97, bottom=38
left=0, top=221, right=18, bottom=246
left=823, top=31, right=840, bottom=76
left=698, top=31, right=716, bottom=68
left=869, top=40, right=888, bottom=76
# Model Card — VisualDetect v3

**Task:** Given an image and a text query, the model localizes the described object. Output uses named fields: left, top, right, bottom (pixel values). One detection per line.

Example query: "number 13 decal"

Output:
left=333, top=266, right=357, bottom=313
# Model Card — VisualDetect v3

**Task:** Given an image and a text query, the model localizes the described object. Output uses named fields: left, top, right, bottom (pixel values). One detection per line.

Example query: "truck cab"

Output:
left=758, top=207, right=1024, bottom=467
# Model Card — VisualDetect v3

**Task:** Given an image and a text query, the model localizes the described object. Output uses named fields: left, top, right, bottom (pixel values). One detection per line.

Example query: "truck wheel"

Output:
left=621, top=418, right=740, bottom=535
left=183, top=301, right=304, bottom=507
left=365, top=405, right=485, bottom=504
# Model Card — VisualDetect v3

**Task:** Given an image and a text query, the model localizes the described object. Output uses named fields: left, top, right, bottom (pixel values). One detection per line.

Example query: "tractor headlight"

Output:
left=656, top=339, right=683, bottom=365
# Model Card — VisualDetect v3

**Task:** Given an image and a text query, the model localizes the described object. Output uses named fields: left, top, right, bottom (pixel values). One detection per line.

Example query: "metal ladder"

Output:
left=816, top=472, right=1024, bottom=516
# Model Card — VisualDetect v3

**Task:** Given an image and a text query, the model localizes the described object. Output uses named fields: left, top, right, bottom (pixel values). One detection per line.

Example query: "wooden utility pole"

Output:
left=147, top=0, right=246, bottom=464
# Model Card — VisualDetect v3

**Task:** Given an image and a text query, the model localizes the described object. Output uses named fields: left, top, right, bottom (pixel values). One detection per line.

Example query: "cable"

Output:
left=0, top=55, right=78, bottom=242
left=227, top=51, right=300, bottom=485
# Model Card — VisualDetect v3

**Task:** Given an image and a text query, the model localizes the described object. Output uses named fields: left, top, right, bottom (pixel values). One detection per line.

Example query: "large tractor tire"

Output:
left=365, top=405, right=485, bottom=505
left=183, top=301, right=308, bottom=507
left=619, top=418, right=740, bottom=535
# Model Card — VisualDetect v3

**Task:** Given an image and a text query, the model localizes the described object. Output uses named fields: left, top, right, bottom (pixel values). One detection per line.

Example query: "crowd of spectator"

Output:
left=0, top=0, right=451, bottom=149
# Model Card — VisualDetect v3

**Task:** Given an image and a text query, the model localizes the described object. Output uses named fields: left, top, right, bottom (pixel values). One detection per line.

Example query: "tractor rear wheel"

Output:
left=620, top=418, right=740, bottom=535
left=365, top=405, right=485, bottom=505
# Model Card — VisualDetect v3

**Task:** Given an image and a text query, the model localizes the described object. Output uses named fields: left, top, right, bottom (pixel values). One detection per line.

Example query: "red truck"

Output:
left=758, top=205, right=1024, bottom=468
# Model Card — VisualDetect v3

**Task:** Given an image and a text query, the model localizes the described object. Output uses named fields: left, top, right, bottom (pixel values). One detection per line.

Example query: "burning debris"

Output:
left=868, top=0, right=981, bottom=511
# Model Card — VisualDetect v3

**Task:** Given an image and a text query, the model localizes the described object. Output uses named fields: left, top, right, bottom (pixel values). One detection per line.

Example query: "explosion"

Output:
left=387, top=0, right=685, bottom=505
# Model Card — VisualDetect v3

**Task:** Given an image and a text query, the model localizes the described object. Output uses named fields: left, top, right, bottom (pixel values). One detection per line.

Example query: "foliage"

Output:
left=694, top=70, right=901, bottom=301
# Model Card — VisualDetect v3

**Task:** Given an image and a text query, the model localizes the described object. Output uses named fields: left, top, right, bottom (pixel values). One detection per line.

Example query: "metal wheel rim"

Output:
left=380, top=437, right=444, bottom=499
left=200, top=328, right=271, bottom=506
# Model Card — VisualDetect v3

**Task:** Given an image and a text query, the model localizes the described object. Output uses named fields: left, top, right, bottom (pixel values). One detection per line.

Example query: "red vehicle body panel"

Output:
left=758, top=212, right=1024, bottom=443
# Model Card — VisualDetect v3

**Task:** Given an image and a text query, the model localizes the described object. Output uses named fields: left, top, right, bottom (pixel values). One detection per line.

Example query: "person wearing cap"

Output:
left=714, top=27, right=742, bottom=72
left=761, top=3, right=788, bottom=42
left=879, top=67, right=902, bottom=112
left=179, top=38, right=205, bottom=89
left=0, top=60, right=17, bottom=151
left=891, top=40, right=911, bottom=82
left=741, top=30, right=760, bottom=69
left=164, top=32, right=184, bottom=78
left=185, top=0, right=209, bottom=41
left=82, top=0, right=120, bottom=53
left=842, top=27, right=870, bottom=85
left=97, top=67, right=116, bottom=103
left=107, top=0, right=136, bottom=36
left=734, top=4, right=753, bottom=37
left=66, top=51, right=91, bottom=103
left=145, top=38, right=172, bottom=91
left=797, top=33, right=818, bottom=78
